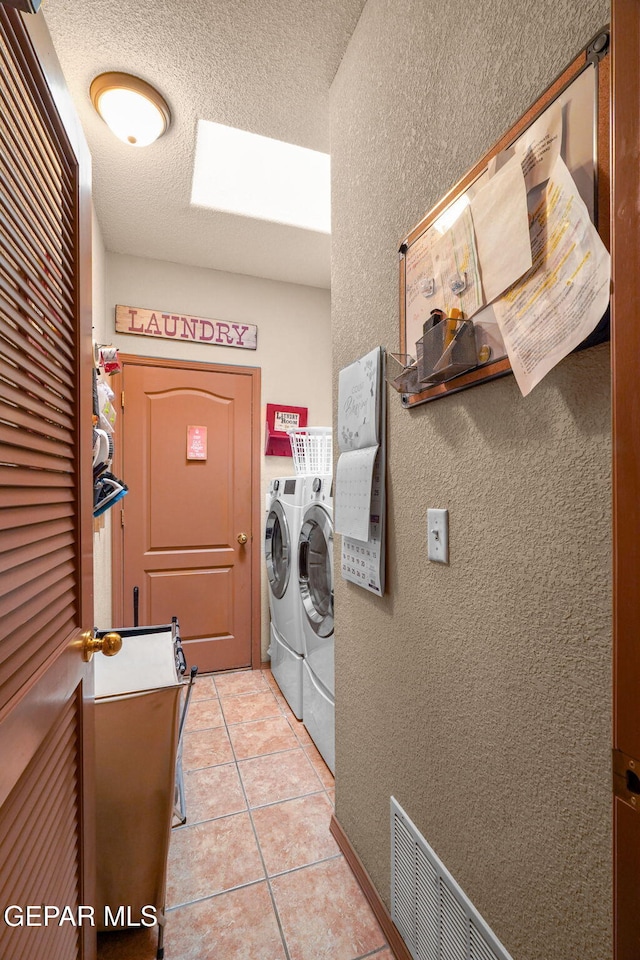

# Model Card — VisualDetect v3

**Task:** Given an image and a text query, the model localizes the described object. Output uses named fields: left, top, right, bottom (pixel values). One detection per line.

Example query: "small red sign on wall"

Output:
left=187, top=425, right=208, bottom=460
left=264, top=404, right=308, bottom=457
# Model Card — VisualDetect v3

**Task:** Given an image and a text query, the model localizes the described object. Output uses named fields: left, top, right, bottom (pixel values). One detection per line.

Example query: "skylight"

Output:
left=191, top=120, right=331, bottom=234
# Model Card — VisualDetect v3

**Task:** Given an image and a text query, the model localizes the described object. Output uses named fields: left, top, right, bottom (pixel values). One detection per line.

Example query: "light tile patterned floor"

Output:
left=97, top=668, right=391, bottom=960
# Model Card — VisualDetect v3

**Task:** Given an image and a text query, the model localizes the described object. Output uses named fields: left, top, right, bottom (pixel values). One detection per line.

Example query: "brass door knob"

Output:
left=81, top=630, right=123, bottom=663
left=237, top=532, right=248, bottom=545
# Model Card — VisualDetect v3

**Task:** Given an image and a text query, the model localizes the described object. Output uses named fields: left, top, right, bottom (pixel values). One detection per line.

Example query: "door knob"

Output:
left=81, top=630, right=123, bottom=663
left=237, top=532, right=248, bottom=545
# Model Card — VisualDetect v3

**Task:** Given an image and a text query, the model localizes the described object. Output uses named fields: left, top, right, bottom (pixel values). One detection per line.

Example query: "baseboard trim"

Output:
left=260, top=660, right=271, bottom=671
left=330, top=814, right=412, bottom=960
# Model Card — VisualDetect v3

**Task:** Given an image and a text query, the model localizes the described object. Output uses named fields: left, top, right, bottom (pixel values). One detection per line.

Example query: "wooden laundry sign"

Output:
left=115, top=304, right=257, bottom=350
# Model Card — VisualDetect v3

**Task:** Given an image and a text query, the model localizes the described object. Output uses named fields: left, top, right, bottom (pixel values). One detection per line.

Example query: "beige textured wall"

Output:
left=98, top=252, right=332, bottom=656
left=330, top=2, right=612, bottom=959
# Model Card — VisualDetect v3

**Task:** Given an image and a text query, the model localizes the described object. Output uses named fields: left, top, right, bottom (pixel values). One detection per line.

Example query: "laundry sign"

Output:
left=274, top=410, right=301, bottom=432
left=115, top=305, right=257, bottom=350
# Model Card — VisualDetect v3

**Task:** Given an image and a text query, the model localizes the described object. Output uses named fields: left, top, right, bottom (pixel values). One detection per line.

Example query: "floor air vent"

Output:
left=391, top=798, right=513, bottom=960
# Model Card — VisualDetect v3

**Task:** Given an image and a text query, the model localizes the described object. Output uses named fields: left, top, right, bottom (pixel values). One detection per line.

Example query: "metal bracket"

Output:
left=613, top=749, right=640, bottom=810
left=586, top=30, right=609, bottom=64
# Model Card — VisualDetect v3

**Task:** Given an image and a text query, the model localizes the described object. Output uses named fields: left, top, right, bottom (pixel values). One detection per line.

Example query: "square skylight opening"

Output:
left=191, top=120, right=331, bottom=234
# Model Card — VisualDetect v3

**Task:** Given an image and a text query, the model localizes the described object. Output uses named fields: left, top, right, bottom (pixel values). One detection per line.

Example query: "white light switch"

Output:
left=427, top=508, right=449, bottom=563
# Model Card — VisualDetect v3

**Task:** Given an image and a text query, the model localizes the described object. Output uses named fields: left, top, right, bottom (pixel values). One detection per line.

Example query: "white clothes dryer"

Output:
left=265, top=476, right=306, bottom=717
left=297, top=474, right=335, bottom=771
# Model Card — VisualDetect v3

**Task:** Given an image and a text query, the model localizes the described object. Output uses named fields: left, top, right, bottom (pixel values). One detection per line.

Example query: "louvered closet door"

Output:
left=0, top=7, right=95, bottom=960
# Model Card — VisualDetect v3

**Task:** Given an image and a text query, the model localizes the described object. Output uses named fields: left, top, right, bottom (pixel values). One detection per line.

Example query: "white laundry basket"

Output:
left=288, top=427, right=333, bottom=475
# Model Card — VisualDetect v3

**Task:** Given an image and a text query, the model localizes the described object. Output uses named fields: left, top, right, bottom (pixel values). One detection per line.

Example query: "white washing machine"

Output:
left=265, top=476, right=306, bottom=718
left=297, top=474, right=335, bottom=772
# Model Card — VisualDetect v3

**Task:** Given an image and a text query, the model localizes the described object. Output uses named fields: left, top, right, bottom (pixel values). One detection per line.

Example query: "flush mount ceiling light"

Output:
left=90, top=72, right=171, bottom=147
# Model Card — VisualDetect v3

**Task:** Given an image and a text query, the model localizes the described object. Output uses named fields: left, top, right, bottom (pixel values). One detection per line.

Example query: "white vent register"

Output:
left=390, top=798, right=513, bottom=960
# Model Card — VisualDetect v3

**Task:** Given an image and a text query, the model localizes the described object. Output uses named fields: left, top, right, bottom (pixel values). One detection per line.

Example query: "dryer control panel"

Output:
left=308, top=476, right=333, bottom=503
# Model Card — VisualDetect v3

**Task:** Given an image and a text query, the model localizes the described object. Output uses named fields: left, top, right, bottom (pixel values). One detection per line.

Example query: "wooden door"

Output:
left=0, top=7, right=95, bottom=960
left=611, top=2, right=640, bottom=957
left=115, top=356, right=260, bottom=674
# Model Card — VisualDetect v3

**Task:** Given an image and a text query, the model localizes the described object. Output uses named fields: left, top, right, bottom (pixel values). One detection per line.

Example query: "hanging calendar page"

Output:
left=335, top=347, right=386, bottom=596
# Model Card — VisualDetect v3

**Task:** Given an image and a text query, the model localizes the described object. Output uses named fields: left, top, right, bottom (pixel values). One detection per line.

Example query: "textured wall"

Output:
left=99, top=253, right=332, bottom=655
left=44, top=0, right=368, bottom=289
left=330, top=2, right=612, bottom=958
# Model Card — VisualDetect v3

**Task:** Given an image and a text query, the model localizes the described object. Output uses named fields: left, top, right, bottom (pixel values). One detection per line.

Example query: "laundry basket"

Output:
left=288, top=426, right=333, bottom=475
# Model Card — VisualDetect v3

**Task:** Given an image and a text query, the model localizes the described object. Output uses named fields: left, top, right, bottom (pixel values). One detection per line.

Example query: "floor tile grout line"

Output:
left=213, top=669, right=272, bottom=696
left=245, top=787, right=328, bottom=813
left=165, top=875, right=267, bottom=913
left=238, top=671, right=339, bottom=949
left=180, top=668, right=338, bottom=958
left=217, top=686, right=280, bottom=702
left=184, top=724, right=226, bottom=735
left=171, top=788, right=330, bottom=832
left=235, top=672, right=336, bottom=803
left=218, top=712, right=298, bottom=732
left=353, top=948, right=392, bottom=960
left=179, top=777, right=331, bottom=828
left=220, top=678, right=294, bottom=960
left=224, top=713, right=283, bottom=727
left=295, top=734, right=334, bottom=796
left=185, top=742, right=309, bottom=772
left=184, top=705, right=335, bottom=794
left=184, top=744, right=315, bottom=775
left=173, top=669, right=290, bottom=953
left=266, top=850, right=343, bottom=882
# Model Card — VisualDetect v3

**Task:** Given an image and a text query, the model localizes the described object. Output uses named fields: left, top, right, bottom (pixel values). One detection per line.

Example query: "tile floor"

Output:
left=97, top=668, right=392, bottom=960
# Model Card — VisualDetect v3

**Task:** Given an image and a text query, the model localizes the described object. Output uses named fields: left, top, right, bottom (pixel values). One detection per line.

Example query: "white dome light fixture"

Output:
left=90, top=72, right=171, bottom=147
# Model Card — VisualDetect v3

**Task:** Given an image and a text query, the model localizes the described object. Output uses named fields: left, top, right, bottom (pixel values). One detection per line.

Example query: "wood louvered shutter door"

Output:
left=0, top=6, right=78, bottom=707
left=0, top=696, right=82, bottom=959
left=0, top=7, right=95, bottom=960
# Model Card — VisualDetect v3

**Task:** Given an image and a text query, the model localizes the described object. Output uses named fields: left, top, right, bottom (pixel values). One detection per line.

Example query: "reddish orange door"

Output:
left=116, top=356, right=259, bottom=673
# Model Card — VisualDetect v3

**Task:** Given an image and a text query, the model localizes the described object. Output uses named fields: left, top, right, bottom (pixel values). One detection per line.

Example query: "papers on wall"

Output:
left=507, top=100, right=563, bottom=193
left=401, top=64, right=609, bottom=399
left=404, top=229, right=439, bottom=354
left=404, top=198, right=486, bottom=352
left=495, top=64, right=596, bottom=220
left=470, top=155, right=531, bottom=305
left=491, top=155, right=610, bottom=396
left=519, top=101, right=562, bottom=192
left=336, top=346, right=385, bottom=596
left=431, top=204, right=484, bottom=319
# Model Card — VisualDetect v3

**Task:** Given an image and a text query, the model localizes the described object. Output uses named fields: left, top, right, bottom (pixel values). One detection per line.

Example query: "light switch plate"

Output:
left=427, top=508, right=449, bottom=563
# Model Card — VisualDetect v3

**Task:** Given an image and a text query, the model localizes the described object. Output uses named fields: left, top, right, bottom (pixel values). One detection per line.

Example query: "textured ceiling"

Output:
left=42, top=0, right=367, bottom=289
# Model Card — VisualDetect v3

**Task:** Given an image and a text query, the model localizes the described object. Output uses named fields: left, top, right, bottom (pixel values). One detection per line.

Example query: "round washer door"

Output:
left=298, top=504, right=334, bottom=637
left=265, top=500, right=291, bottom=599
